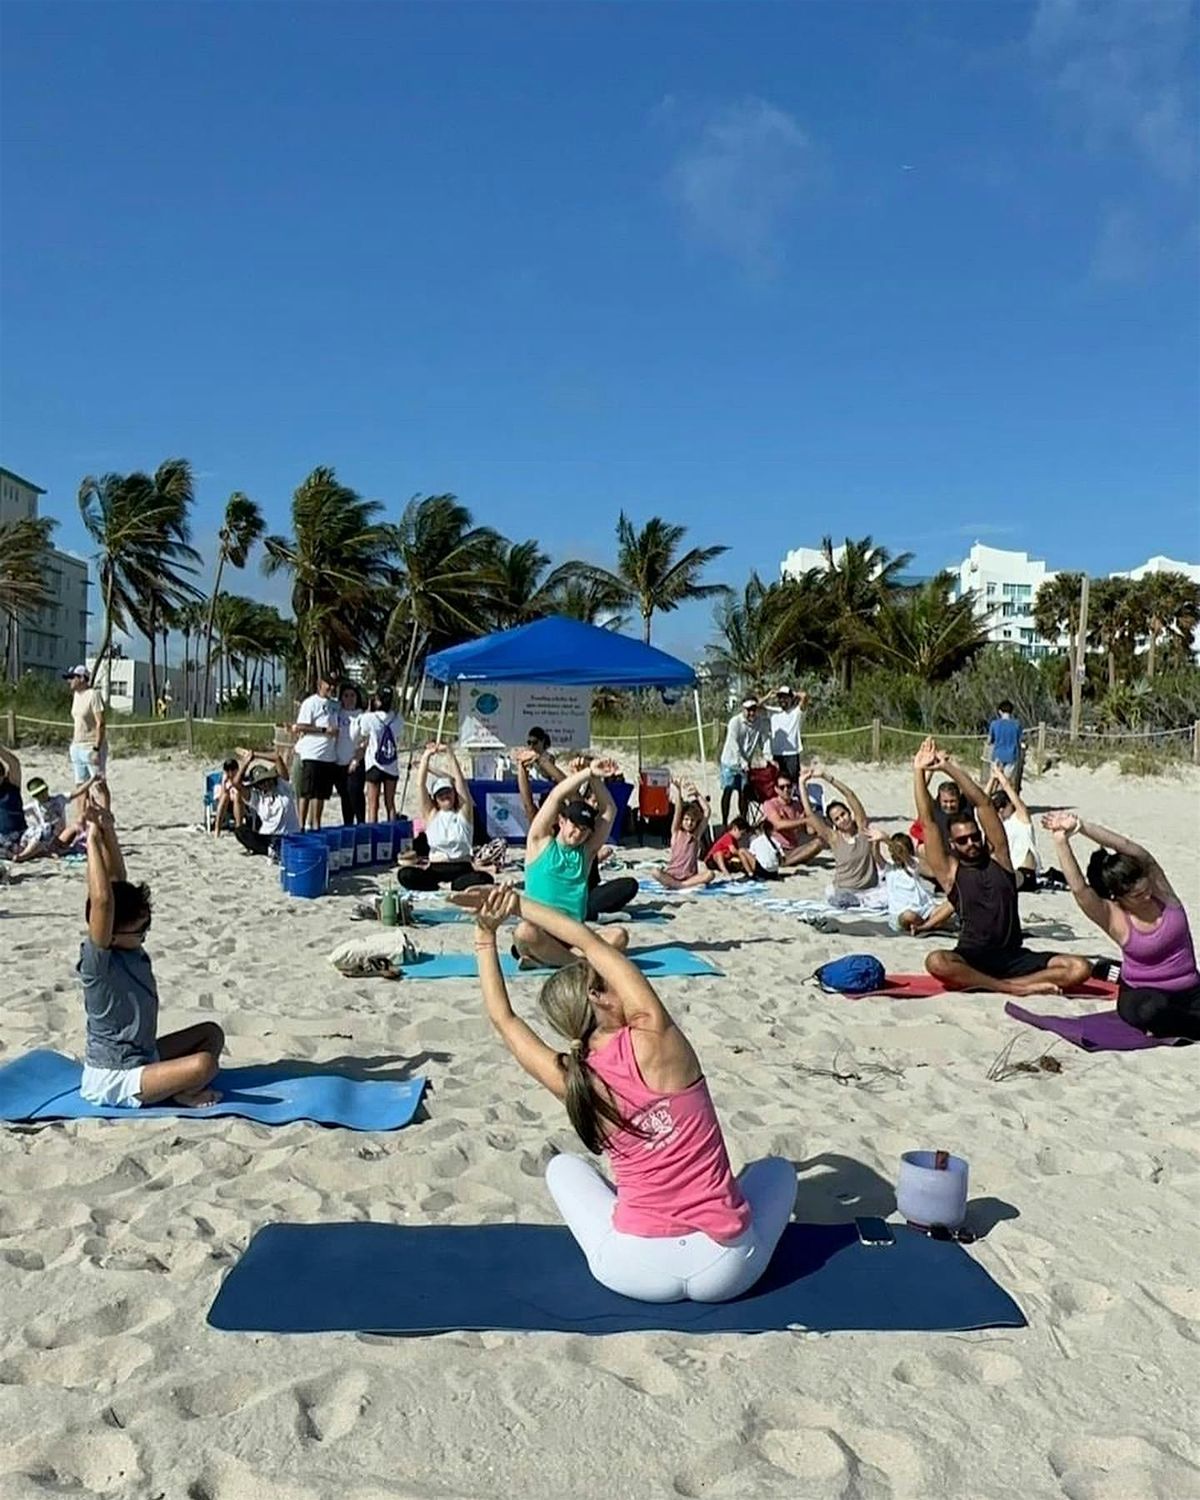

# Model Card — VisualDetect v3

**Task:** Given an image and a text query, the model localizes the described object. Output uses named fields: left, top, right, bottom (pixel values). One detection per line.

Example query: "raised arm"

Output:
left=444, top=744, right=474, bottom=819
left=668, top=780, right=684, bottom=835
left=913, top=739, right=953, bottom=889
left=1041, top=813, right=1114, bottom=934
left=514, top=748, right=538, bottom=824
left=415, top=744, right=437, bottom=820
left=937, top=752, right=1012, bottom=873
left=584, top=761, right=619, bottom=854
left=825, top=771, right=869, bottom=832
left=797, top=768, right=834, bottom=848
left=470, top=887, right=566, bottom=1097
left=991, top=762, right=1031, bottom=824
left=1076, top=818, right=1177, bottom=903
left=527, top=764, right=593, bottom=843
left=85, top=812, right=116, bottom=947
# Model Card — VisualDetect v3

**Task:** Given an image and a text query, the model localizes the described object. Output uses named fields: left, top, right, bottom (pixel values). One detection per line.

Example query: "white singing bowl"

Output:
left=897, top=1150, right=969, bottom=1230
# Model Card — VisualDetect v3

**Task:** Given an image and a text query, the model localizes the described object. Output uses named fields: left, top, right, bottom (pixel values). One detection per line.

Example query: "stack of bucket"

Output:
left=280, top=818, right=413, bottom=899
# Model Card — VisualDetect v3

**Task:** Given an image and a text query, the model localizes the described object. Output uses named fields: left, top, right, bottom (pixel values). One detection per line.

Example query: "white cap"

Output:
left=776, top=684, right=793, bottom=696
left=741, top=696, right=759, bottom=709
left=429, top=777, right=453, bottom=795
left=63, top=664, right=89, bottom=680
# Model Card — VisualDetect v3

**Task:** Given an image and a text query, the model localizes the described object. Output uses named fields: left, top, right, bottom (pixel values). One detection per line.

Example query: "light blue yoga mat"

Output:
left=414, top=907, right=666, bottom=926
left=404, top=944, right=721, bottom=979
left=0, top=1050, right=425, bottom=1131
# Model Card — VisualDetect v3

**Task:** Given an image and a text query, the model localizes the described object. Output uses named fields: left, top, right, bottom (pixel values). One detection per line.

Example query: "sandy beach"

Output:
left=1, top=749, right=1198, bottom=1500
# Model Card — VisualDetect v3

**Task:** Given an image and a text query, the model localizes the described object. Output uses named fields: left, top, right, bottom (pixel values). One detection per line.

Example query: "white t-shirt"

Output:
left=720, top=714, right=769, bottom=769
left=1003, top=816, right=1041, bottom=872
left=769, top=706, right=804, bottom=757
left=71, top=688, right=105, bottom=746
left=884, top=864, right=936, bottom=921
left=335, top=711, right=360, bottom=766
left=251, top=779, right=300, bottom=836
left=749, top=832, right=780, bottom=873
left=294, top=694, right=339, bottom=762
left=25, top=794, right=67, bottom=842
left=426, top=808, right=472, bottom=862
left=358, top=710, right=404, bottom=775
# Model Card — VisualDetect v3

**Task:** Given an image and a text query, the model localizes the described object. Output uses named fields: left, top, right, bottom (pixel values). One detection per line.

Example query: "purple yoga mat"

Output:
left=1004, top=1002, right=1189, bottom=1052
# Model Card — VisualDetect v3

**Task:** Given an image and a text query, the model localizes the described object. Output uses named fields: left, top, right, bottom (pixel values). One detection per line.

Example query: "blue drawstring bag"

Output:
left=814, top=954, right=885, bottom=995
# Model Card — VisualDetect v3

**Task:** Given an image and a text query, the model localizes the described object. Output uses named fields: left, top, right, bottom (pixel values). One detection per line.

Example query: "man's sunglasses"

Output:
left=950, top=832, right=982, bottom=848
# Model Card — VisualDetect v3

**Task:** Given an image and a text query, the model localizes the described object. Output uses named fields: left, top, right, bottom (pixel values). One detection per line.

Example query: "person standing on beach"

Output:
left=65, top=665, right=110, bottom=811
left=763, top=686, right=808, bottom=783
left=985, top=700, right=1025, bottom=792
left=292, top=673, right=339, bottom=830
left=457, top=883, right=796, bottom=1303
left=717, top=697, right=768, bottom=827
left=1042, top=811, right=1200, bottom=1039
left=914, top=739, right=1091, bottom=996
left=333, top=684, right=366, bottom=826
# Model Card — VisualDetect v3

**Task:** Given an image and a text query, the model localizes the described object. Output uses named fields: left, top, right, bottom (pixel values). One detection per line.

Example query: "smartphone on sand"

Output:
left=855, top=1216, right=895, bottom=1247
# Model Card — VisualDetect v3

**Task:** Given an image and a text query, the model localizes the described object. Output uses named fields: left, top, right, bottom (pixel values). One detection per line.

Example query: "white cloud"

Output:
left=663, top=98, right=815, bottom=273
left=1029, top=0, right=1197, bottom=185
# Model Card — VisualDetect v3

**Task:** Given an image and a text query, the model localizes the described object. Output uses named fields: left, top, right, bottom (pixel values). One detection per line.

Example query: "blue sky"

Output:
left=3, top=0, right=1198, bottom=661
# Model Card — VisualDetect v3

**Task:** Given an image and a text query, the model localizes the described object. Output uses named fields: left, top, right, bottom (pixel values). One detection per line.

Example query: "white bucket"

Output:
left=896, top=1150, right=969, bottom=1230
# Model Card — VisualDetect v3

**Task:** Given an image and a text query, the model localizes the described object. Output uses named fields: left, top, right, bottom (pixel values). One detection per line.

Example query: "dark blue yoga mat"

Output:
left=0, top=1050, right=425, bottom=1131
left=207, top=1221, right=1026, bottom=1335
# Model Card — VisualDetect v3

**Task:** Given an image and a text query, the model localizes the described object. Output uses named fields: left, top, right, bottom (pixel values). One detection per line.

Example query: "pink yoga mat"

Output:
left=875, top=975, right=1119, bottom=1000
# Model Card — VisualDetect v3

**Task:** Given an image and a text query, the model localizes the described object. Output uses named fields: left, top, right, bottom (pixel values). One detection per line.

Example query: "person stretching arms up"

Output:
left=78, top=800, right=224, bottom=1108
left=915, top=739, right=1090, bottom=996
left=652, top=782, right=714, bottom=890
left=1042, top=812, right=1200, bottom=1039
left=458, top=884, right=797, bottom=1303
left=797, top=765, right=879, bottom=897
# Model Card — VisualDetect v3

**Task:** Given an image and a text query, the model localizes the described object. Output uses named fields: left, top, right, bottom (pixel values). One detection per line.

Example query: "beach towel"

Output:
left=402, top=945, right=721, bottom=980
left=207, top=1221, right=1026, bottom=1337
left=1003, top=1003, right=1189, bottom=1052
left=872, top=974, right=1119, bottom=1000
left=0, top=1050, right=425, bottom=1130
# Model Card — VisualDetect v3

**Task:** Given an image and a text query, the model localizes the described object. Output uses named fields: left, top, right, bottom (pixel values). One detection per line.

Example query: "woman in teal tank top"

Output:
left=516, top=760, right=629, bottom=968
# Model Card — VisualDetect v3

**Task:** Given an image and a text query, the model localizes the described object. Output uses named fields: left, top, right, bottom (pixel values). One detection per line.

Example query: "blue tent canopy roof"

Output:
left=424, top=616, right=696, bottom=689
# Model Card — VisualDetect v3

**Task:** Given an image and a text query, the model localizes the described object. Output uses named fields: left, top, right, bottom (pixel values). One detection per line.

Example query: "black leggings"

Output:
left=1117, top=981, right=1200, bottom=1040
left=586, top=876, right=638, bottom=919
left=396, top=861, right=494, bottom=893
left=234, top=827, right=281, bottom=858
left=333, top=763, right=366, bottom=825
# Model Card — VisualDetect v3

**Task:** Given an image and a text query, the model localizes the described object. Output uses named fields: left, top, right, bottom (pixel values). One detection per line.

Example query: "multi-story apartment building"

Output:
left=0, top=466, right=90, bottom=679
left=955, top=543, right=1057, bottom=658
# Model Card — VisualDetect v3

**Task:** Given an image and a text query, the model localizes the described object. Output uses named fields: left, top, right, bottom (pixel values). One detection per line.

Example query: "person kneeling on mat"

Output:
left=458, top=885, right=796, bottom=1303
left=78, top=800, right=224, bottom=1108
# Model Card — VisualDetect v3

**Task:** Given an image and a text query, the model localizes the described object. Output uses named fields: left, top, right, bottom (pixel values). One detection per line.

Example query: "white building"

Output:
left=781, top=542, right=846, bottom=580
left=0, top=466, right=90, bottom=679
left=86, top=655, right=186, bottom=716
left=1113, top=555, right=1200, bottom=587
left=955, top=543, right=1058, bottom=659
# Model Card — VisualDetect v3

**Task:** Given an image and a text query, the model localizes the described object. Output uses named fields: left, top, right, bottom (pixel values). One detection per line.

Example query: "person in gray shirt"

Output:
left=77, top=800, right=224, bottom=1108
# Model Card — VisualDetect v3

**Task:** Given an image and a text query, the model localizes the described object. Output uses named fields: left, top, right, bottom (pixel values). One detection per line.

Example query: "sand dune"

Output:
left=1, top=750, right=1197, bottom=1499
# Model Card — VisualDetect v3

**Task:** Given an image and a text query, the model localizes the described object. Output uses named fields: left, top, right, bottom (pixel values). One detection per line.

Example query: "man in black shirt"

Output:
left=913, top=739, right=1091, bottom=996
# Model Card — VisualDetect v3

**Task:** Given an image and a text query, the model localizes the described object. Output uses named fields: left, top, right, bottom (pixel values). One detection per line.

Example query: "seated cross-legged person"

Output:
left=913, top=739, right=1091, bottom=996
left=797, top=765, right=884, bottom=907
left=14, top=775, right=91, bottom=862
left=653, top=782, right=713, bottom=891
left=459, top=883, right=797, bottom=1303
left=78, top=801, right=224, bottom=1108
left=397, top=743, right=495, bottom=892
left=870, top=830, right=956, bottom=935
left=760, top=770, right=824, bottom=869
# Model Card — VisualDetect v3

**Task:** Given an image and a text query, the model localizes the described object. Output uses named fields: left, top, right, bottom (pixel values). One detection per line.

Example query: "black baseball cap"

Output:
left=562, top=799, right=596, bottom=831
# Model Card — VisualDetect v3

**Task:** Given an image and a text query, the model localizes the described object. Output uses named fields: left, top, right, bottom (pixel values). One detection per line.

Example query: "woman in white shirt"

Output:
left=396, top=743, right=494, bottom=893
left=354, top=688, right=404, bottom=824
left=333, top=684, right=366, bottom=826
left=989, top=763, right=1041, bottom=892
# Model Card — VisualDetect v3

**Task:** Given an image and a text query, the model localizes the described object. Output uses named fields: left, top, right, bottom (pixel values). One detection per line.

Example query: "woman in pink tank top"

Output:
left=458, top=885, right=795, bottom=1303
left=1042, top=812, right=1200, bottom=1039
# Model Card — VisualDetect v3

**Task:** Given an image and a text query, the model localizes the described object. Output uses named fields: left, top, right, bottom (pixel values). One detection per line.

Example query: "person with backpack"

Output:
left=355, top=688, right=404, bottom=823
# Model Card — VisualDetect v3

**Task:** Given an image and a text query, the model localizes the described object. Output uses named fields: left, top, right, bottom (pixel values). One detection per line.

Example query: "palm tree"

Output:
left=78, top=461, right=201, bottom=688
left=1087, top=577, right=1136, bottom=691
left=707, top=572, right=794, bottom=687
left=1032, top=572, right=1084, bottom=658
left=484, top=538, right=626, bottom=630
left=0, top=515, right=56, bottom=681
left=614, top=513, right=729, bottom=645
left=552, top=573, right=631, bottom=632
left=201, top=492, right=265, bottom=715
left=383, top=494, right=501, bottom=704
left=814, top=535, right=914, bottom=690
left=173, top=598, right=208, bottom=714
left=864, top=573, right=993, bottom=682
left=263, top=468, right=395, bottom=691
left=1128, top=571, right=1200, bottom=679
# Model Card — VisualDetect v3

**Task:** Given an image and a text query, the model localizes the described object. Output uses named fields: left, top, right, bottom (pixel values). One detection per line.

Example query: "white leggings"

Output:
left=545, top=1153, right=796, bottom=1303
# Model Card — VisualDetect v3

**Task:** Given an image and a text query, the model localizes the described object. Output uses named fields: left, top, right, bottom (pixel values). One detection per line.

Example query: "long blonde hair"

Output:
left=538, top=963, right=643, bottom=1155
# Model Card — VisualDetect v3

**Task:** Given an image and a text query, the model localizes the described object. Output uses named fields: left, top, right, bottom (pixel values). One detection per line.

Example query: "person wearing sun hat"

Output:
left=762, top=685, right=810, bottom=784
left=230, top=744, right=299, bottom=856
left=64, top=665, right=110, bottom=809
left=13, top=773, right=92, bottom=862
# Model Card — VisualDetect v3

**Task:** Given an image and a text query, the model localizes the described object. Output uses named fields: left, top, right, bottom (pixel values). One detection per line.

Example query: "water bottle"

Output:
left=380, top=887, right=398, bottom=927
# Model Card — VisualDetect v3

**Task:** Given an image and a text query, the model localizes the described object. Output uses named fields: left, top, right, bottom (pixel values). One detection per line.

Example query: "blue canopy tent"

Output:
left=411, top=617, right=707, bottom=821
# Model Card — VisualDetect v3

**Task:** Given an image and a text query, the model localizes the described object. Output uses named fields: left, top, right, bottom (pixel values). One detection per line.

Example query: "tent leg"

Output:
left=399, top=673, right=427, bottom=815
left=692, top=688, right=713, bottom=831
left=434, top=683, right=450, bottom=749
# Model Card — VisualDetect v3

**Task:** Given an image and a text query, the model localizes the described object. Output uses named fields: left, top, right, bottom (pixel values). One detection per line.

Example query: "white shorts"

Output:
left=80, top=1061, right=150, bottom=1108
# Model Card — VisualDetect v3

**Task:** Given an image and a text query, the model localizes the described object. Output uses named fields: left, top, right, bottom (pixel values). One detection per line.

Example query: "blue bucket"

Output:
left=321, top=828, right=341, bottom=873
left=287, top=835, right=328, bottom=899
left=355, top=825, right=374, bottom=867
left=279, top=834, right=310, bottom=894
left=372, top=822, right=394, bottom=865
left=392, top=817, right=413, bottom=855
left=335, top=826, right=354, bottom=872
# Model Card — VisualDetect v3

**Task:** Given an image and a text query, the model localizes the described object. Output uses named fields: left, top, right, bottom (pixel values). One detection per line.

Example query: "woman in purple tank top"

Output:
left=1042, top=812, right=1200, bottom=1039
left=454, top=884, right=796, bottom=1303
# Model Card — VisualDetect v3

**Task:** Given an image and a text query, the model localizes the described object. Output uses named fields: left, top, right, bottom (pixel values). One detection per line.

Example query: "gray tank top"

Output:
left=77, top=939, right=159, bottom=1070
left=833, top=832, right=878, bottom=891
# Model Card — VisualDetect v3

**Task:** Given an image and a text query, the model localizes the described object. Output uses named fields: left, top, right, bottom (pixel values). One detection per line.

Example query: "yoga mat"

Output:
left=208, top=1221, right=1026, bottom=1336
left=414, top=907, right=666, bottom=926
left=877, top=974, right=1119, bottom=1000
left=0, top=1050, right=425, bottom=1130
left=1004, top=1003, right=1189, bottom=1052
left=404, top=945, right=722, bottom=979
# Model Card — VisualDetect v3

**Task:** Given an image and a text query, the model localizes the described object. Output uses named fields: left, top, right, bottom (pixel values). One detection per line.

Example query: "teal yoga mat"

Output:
left=0, top=1050, right=425, bottom=1131
left=404, top=944, right=721, bottom=979
left=414, top=907, right=666, bottom=926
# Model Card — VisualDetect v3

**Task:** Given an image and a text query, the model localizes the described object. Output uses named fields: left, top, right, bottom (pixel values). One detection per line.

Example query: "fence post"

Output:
left=1036, top=721, right=1046, bottom=767
left=4, top=709, right=15, bottom=748
left=871, top=718, right=882, bottom=763
left=1193, top=720, right=1200, bottom=766
left=185, top=710, right=195, bottom=755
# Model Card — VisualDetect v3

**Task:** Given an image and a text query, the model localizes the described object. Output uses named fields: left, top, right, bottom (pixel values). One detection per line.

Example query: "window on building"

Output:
left=985, top=582, right=996, bottom=595
left=1017, top=584, right=1032, bottom=598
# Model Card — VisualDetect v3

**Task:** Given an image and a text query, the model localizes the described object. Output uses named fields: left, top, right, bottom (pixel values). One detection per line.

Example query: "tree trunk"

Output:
left=398, top=619, right=422, bottom=714
left=1146, top=618, right=1159, bottom=680
left=1108, top=648, right=1116, bottom=692
left=201, top=551, right=227, bottom=718
left=182, top=631, right=191, bottom=715
left=92, top=567, right=118, bottom=687
left=146, top=599, right=160, bottom=709
left=642, top=610, right=652, bottom=646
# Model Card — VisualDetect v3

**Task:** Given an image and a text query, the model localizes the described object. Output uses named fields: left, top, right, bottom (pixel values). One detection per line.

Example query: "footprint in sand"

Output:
left=22, top=1294, right=172, bottom=1351
left=293, top=1368, right=372, bottom=1442
left=0, top=1427, right=143, bottom=1496
left=892, top=1346, right=1023, bottom=1388
left=1140, top=1282, right=1200, bottom=1343
left=1048, top=1433, right=1200, bottom=1500
left=1049, top=1279, right=1119, bottom=1321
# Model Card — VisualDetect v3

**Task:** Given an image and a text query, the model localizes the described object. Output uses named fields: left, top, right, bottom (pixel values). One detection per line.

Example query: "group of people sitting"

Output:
left=0, top=743, right=94, bottom=871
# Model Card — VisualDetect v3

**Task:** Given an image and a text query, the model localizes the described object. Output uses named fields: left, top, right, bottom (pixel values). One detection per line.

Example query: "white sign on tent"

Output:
left=457, top=681, right=591, bottom=752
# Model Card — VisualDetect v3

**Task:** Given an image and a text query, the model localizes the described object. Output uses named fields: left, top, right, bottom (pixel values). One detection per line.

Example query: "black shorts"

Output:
left=295, top=758, right=336, bottom=801
left=364, top=766, right=399, bottom=786
left=956, top=946, right=1053, bottom=980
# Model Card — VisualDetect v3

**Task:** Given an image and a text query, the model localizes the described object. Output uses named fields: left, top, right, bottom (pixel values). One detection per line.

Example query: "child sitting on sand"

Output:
left=704, top=818, right=782, bottom=882
left=653, top=782, right=713, bottom=890
left=14, top=775, right=91, bottom=862
left=871, top=831, right=956, bottom=935
left=211, top=757, right=246, bottom=838
left=78, top=799, right=225, bottom=1108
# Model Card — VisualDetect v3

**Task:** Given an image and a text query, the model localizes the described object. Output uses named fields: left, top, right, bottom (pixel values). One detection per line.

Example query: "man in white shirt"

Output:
left=231, top=746, right=300, bottom=856
left=763, top=685, right=809, bottom=782
left=718, top=697, right=770, bottom=826
left=291, top=674, right=339, bottom=830
left=64, top=665, right=111, bottom=811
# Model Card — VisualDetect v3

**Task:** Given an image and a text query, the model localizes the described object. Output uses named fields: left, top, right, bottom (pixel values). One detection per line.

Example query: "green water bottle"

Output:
left=380, top=887, right=398, bottom=926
